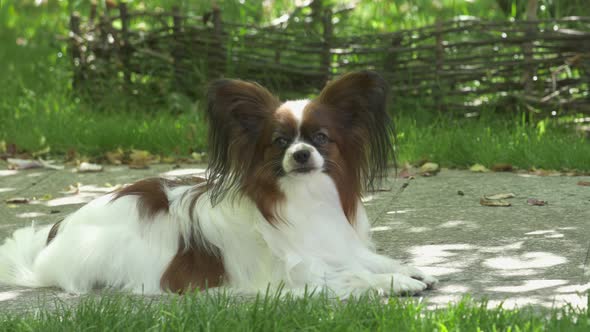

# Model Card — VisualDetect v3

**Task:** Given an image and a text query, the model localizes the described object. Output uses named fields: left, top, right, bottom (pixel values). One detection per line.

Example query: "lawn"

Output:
left=1, top=291, right=589, bottom=331
left=1, top=1, right=590, bottom=330
left=1, top=0, right=589, bottom=171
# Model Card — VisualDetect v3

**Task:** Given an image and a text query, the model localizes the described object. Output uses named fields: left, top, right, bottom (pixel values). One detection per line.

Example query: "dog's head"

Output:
left=206, top=71, right=394, bottom=223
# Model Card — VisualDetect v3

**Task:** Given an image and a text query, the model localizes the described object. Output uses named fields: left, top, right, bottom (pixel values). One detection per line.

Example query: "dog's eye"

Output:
left=274, top=137, right=289, bottom=148
left=312, top=132, right=328, bottom=145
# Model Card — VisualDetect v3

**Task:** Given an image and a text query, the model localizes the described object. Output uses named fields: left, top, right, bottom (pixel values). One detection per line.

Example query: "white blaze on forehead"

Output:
left=279, top=99, right=310, bottom=130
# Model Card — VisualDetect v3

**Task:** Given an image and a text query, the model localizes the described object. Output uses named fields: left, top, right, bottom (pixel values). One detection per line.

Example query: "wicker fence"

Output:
left=69, top=2, right=590, bottom=114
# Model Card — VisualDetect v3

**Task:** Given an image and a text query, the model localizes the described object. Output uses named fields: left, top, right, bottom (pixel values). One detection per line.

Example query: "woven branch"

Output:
left=68, top=5, right=590, bottom=115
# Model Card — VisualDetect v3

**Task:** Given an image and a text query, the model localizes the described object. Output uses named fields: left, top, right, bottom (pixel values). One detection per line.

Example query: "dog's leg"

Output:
left=358, top=251, right=438, bottom=288
left=324, top=270, right=428, bottom=298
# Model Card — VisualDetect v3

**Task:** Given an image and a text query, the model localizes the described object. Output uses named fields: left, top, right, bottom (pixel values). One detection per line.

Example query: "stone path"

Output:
left=0, top=165, right=589, bottom=312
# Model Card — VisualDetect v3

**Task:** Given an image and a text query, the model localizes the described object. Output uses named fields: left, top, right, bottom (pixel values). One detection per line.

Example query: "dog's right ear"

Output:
left=206, top=79, right=280, bottom=204
left=207, top=79, right=279, bottom=135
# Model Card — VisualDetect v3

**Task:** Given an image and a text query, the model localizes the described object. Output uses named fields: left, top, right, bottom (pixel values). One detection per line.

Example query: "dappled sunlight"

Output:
left=45, top=193, right=99, bottom=207
left=478, top=241, right=523, bottom=253
left=43, top=183, right=121, bottom=206
left=486, top=297, right=542, bottom=309
left=551, top=294, right=588, bottom=309
left=556, top=283, right=590, bottom=293
left=0, top=188, right=16, bottom=193
left=386, top=209, right=415, bottom=215
left=370, top=226, right=391, bottom=232
left=487, top=279, right=568, bottom=293
left=60, top=184, right=119, bottom=195
left=16, top=212, right=48, bottom=218
left=438, top=220, right=478, bottom=229
left=525, top=229, right=565, bottom=238
left=407, top=238, right=585, bottom=309
left=483, top=252, right=567, bottom=270
left=495, top=269, right=539, bottom=277
left=408, top=243, right=474, bottom=266
left=161, top=168, right=206, bottom=177
left=427, top=294, right=464, bottom=307
left=361, top=195, right=375, bottom=203
left=26, top=172, right=44, bottom=178
left=0, top=170, right=18, bottom=177
left=437, top=284, right=470, bottom=293
left=417, top=266, right=462, bottom=276
left=0, top=291, right=21, bottom=302
left=407, top=226, right=430, bottom=233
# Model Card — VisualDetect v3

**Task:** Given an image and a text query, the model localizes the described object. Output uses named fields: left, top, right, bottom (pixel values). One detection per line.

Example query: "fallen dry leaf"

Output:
left=5, top=197, right=30, bottom=204
left=161, top=156, right=176, bottom=164
left=527, top=198, right=547, bottom=206
left=65, top=148, right=78, bottom=162
left=419, top=162, right=439, bottom=175
left=577, top=181, right=590, bottom=187
left=77, top=162, right=103, bottom=173
left=469, top=164, right=489, bottom=173
left=7, top=158, right=43, bottom=170
left=38, top=159, right=64, bottom=170
left=480, top=198, right=511, bottom=207
left=398, top=164, right=415, bottom=179
left=529, top=168, right=560, bottom=177
left=39, top=194, right=53, bottom=201
left=62, top=183, right=82, bottom=195
left=492, top=163, right=513, bottom=172
left=129, top=149, right=154, bottom=169
left=32, top=146, right=51, bottom=157
left=106, top=148, right=125, bottom=165
left=484, top=193, right=516, bottom=200
left=191, top=152, right=207, bottom=163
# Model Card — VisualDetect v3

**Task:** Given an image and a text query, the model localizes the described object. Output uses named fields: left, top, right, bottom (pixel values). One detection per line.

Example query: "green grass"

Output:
left=1, top=0, right=589, bottom=169
left=1, top=291, right=589, bottom=331
left=0, top=94, right=207, bottom=157
left=395, top=113, right=590, bottom=171
left=2, top=104, right=590, bottom=170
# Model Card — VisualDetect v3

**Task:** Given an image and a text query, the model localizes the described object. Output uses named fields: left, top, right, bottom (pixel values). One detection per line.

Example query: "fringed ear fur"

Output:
left=206, top=79, right=281, bottom=204
left=317, top=70, right=395, bottom=190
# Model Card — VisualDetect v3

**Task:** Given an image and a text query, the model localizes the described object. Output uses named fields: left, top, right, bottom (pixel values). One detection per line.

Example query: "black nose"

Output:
left=293, top=150, right=310, bottom=164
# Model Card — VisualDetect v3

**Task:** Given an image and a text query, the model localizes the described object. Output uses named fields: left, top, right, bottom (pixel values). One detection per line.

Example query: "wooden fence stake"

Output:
left=434, top=19, right=445, bottom=113
left=522, top=0, right=538, bottom=98
left=89, top=0, right=97, bottom=25
left=172, top=6, right=186, bottom=92
left=321, top=6, right=333, bottom=88
left=69, top=12, right=82, bottom=89
left=119, top=2, right=131, bottom=86
left=211, top=5, right=225, bottom=78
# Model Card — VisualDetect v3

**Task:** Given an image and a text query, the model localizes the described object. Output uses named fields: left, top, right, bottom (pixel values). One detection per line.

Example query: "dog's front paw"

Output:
left=380, top=273, right=427, bottom=296
left=399, top=266, right=438, bottom=289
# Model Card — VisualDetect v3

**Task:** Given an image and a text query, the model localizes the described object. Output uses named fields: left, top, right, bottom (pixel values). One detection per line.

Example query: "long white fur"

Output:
left=0, top=171, right=434, bottom=296
left=0, top=101, right=437, bottom=296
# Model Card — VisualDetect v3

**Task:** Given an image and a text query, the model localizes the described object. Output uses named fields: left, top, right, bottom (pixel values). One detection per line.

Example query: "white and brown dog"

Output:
left=0, top=71, right=437, bottom=297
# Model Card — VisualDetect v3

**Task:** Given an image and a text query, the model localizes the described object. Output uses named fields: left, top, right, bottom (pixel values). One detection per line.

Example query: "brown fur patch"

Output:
left=240, top=106, right=300, bottom=223
left=46, top=220, right=62, bottom=245
left=300, top=71, right=393, bottom=224
left=206, top=79, right=287, bottom=224
left=112, top=176, right=207, bottom=220
left=301, top=102, right=361, bottom=224
left=160, top=237, right=225, bottom=293
left=158, top=180, right=225, bottom=293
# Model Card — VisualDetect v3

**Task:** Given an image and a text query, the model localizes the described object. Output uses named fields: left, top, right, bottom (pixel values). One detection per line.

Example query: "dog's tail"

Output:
left=0, top=223, right=52, bottom=287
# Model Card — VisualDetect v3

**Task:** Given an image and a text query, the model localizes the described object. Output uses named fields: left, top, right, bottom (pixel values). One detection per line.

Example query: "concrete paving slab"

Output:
left=0, top=165, right=588, bottom=312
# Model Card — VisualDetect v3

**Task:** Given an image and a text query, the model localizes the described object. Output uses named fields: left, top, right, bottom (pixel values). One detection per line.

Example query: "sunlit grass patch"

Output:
left=0, top=290, right=589, bottom=331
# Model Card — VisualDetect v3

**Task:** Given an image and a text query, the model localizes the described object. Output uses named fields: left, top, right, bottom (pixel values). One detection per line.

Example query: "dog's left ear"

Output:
left=318, top=71, right=394, bottom=189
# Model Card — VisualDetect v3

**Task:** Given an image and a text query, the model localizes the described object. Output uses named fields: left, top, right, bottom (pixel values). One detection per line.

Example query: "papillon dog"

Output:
left=0, top=71, right=437, bottom=297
